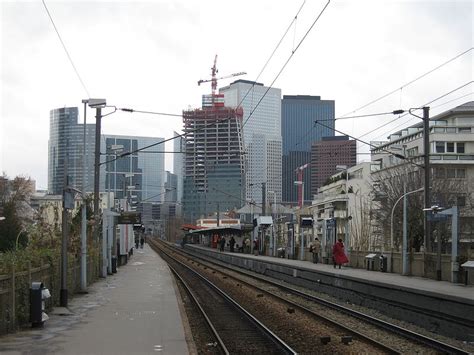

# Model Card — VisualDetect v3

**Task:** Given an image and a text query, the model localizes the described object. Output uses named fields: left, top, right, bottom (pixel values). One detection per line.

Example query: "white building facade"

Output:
left=220, top=80, right=282, bottom=205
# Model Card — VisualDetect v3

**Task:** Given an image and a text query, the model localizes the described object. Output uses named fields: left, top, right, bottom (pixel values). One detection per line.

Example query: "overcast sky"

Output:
left=1, top=0, right=473, bottom=189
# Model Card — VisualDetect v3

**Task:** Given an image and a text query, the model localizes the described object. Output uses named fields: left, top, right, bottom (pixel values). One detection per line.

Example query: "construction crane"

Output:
left=197, top=55, right=246, bottom=97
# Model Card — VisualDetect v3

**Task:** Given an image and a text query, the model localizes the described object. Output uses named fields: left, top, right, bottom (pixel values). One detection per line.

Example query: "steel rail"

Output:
left=162, top=241, right=470, bottom=355
left=152, top=240, right=297, bottom=355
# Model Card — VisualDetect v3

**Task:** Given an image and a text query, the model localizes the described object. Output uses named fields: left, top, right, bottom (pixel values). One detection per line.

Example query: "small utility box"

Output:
left=461, top=261, right=474, bottom=286
left=365, top=254, right=377, bottom=271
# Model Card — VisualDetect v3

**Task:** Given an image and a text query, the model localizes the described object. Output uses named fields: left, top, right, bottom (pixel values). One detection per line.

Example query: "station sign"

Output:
left=118, top=211, right=141, bottom=224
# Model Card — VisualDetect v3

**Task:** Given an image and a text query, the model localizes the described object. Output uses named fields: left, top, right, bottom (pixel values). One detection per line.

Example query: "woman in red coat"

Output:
left=332, top=238, right=349, bottom=269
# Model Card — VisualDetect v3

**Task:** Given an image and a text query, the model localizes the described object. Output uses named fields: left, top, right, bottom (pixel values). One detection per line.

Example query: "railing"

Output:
left=0, top=256, right=100, bottom=335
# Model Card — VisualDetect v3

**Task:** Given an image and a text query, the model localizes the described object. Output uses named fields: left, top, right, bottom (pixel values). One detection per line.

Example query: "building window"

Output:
left=457, top=143, right=465, bottom=153
left=447, top=168, right=456, bottom=178
left=447, top=142, right=455, bottom=152
left=435, top=142, right=445, bottom=153
left=458, top=127, right=471, bottom=133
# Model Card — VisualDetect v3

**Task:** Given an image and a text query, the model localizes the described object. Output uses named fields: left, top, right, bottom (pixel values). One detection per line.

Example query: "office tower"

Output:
left=311, top=136, right=357, bottom=194
left=281, top=95, right=335, bottom=204
left=101, top=135, right=165, bottom=202
left=220, top=80, right=282, bottom=205
left=164, top=171, right=178, bottom=202
left=182, top=94, right=245, bottom=222
left=173, top=131, right=184, bottom=203
left=48, top=107, right=95, bottom=195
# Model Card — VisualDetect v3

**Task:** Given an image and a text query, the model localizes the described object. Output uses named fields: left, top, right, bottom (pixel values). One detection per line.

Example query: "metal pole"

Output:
left=60, top=154, right=69, bottom=307
left=402, top=181, right=408, bottom=275
left=262, top=182, right=266, bottom=216
left=80, top=100, right=87, bottom=291
left=250, top=201, right=254, bottom=255
left=423, top=106, right=431, bottom=251
left=345, top=171, right=349, bottom=252
left=273, top=192, right=276, bottom=257
left=93, top=107, right=105, bottom=277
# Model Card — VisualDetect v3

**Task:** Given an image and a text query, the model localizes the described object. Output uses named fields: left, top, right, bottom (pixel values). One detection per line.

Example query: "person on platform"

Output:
left=311, top=237, right=321, bottom=264
left=219, top=236, right=226, bottom=252
left=244, top=238, right=250, bottom=253
left=229, top=236, right=236, bottom=252
left=332, top=238, right=349, bottom=269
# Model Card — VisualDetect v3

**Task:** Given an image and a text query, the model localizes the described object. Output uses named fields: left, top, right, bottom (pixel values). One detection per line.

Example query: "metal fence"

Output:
left=0, top=256, right=100, bottom=335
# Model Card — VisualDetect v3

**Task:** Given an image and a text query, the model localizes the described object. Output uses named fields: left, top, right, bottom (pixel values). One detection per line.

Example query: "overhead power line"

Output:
left=342, top=47, right=473, bottom=117
left=243, top=0, right=331, bottom=128
left=41, top=0, right=90, bottom=97
left=104, top=1, right=331, bottom=165
left=358, top=80, right=474, bottom=139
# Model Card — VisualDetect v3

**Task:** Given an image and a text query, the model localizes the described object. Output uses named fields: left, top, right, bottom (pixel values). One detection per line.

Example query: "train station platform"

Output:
left=0, top=244, right=192, bottom=355
left=186, top=243, right=474, bottom=341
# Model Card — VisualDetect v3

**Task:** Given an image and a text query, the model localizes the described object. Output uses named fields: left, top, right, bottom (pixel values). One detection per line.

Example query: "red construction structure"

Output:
left=295, top=163, right=309, bottom=208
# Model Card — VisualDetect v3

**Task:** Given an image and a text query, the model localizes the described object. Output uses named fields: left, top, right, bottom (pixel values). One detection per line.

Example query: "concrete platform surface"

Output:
left=189, top=244, right=474, bottom=303
left=0, top=244, right=190, bottom=355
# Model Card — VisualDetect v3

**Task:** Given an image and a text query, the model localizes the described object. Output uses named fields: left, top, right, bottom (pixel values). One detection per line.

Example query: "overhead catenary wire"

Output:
left=107, top=1, right=331, bottom=165
left=341, top=47, right=473, bottom=117
left=242, top=0, right=331, bottom=128
left=314, top=119, right=425, bottom=169
left=358, top=80, right=474, bottom=139
left=41, top=0, right=90, bottom=97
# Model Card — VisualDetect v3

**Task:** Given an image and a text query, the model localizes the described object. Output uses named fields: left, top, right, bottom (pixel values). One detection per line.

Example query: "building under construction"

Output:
left=182, top=94, right=245, bottom=222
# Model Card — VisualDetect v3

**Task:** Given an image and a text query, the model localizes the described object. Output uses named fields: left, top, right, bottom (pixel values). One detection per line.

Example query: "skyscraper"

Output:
left=311, top=136, right=357, bottom=195
left=281, top=95, right=335, bottom=204
left=182, top=95, right=245, bottom=222
left=101, top=135, right=165, bottom=202
left=220, top=80, right=282, bottom=205
left=48, top=107, right=95, bottom=195
left=173, top=131, right=184, bottom=203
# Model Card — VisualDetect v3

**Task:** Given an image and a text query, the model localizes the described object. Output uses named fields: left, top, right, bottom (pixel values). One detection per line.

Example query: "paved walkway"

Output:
left=0, top=244, right=191, bottom=355
left=190, top=244, right=474, bottom=303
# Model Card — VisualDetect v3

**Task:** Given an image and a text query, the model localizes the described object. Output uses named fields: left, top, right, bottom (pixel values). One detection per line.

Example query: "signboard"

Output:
left=427, top=213, right=449, bottom=222
left=118, top=212, right=141, bottom=224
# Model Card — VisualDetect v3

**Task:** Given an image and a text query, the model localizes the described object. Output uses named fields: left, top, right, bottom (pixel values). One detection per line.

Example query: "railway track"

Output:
left=153, top=239, right=472, bottom=355
left=156, top=243, right=297, bottom=354
left=151, top=239, right=400, bottom=354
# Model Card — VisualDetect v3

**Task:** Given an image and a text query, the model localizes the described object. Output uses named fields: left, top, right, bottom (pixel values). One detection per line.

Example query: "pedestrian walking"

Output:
left=229, top=236, right=236, bottom=252
left=311, top=237, right=321, bottom=264
left=219, top=236, right=226, bottom=251
left=140, top=236, right=145, bottom=249
left=135, top=235, right=139, bottom=249
left=332, top=238, right=349, bottom=269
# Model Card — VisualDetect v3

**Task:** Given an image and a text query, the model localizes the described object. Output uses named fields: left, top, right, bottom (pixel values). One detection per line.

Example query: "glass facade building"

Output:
left=48, top=107, right=95, bottom=195
left=281, top=95, right=335, bottom=203
left=101, top=135, right=165, bottom=202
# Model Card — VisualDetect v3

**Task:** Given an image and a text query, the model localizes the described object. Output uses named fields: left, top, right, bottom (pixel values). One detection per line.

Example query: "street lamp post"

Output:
left=89, top=99, right=107, bottom=277
left=80, top=99, right=88, bottom=292
left=390, top=186, right=424, bottom=275
left=294, top=181, right=304, bottom=260
left=268, top=191, right=277, bottom=256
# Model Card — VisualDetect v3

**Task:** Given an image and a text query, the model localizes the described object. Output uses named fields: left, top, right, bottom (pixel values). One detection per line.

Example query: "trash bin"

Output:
left=277, top=248, right=285, bottom=258
left=365, top=254, right=377, bottom=271
left=380, top=255, right=388, bottom=272
left=30, top=282, right=51, bottom=328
